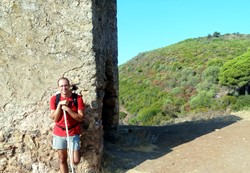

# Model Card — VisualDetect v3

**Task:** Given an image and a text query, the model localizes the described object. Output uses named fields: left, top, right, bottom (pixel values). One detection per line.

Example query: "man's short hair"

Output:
left=57, top=77, right=70, bottom=86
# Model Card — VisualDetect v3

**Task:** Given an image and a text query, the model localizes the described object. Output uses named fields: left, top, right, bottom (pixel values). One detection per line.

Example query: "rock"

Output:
left=0, top=158, right=8, bottom=171
left=0, top=131, right=4, bottom=142
left=0, top=0, right=119, bottom=172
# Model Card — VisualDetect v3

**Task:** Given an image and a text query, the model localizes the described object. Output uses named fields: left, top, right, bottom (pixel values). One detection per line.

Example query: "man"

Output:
left=50, top=77, right=85, bottom=173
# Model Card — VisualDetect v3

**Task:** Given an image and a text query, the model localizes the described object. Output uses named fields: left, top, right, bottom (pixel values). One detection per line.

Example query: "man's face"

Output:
left=58, top=79, right=70, bottom=95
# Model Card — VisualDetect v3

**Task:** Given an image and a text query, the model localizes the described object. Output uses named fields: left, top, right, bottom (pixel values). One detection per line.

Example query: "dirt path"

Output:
left=104, top=111, right=250, bottom=173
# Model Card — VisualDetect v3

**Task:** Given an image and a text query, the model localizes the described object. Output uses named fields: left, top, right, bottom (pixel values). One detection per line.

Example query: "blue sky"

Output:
left=117, top=0, right=250, bottom=65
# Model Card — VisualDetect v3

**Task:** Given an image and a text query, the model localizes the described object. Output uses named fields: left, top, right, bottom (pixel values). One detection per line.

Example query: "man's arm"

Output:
left=61, top=105, right=84, bottom=122
left=50, top=100, right=68, bottom=122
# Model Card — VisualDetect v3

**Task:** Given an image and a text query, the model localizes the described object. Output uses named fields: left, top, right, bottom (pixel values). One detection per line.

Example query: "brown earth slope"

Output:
left=103, top=111, right=250, bottom=173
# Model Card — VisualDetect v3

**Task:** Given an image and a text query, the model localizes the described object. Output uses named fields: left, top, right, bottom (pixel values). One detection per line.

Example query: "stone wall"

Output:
left=0, top=0, right=118, bottom=172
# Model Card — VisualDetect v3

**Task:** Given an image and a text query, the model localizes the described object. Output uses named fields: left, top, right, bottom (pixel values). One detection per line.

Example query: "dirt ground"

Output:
left=103, top=111, right=250, bottom=173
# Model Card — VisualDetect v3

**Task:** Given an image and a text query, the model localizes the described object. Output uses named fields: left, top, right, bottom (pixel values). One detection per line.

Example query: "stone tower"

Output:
left=0, top=0, right=118, bottom=172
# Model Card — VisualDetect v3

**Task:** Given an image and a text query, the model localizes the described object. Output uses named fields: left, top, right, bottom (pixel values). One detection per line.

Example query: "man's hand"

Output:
left=59, top=100, right=69, bottom=106
left=61, top=105, right=70, bottom=112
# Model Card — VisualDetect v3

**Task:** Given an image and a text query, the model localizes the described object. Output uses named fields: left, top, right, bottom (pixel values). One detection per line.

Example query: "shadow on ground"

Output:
left=102, top=115, right=242, bottom=172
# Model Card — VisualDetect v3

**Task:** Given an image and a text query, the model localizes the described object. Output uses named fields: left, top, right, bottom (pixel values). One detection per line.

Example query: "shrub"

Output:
left=119, top=112, right=127, bottom=119
left=207, top=58, right=224, bottom=67
left=137, top=107, right=161, bottom=125
left=202, top=66, right=220, bottom=83
left=220, top=95, right=237, bottom=107
left=231, top=95, right=250, bottom=111
left=211, top=95, right=236, bottom=110
left=190, top=90, right=214, bottom=111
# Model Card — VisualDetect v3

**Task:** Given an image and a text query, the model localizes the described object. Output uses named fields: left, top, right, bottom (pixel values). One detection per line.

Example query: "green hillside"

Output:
left=119, top=33, right=250, bottom=126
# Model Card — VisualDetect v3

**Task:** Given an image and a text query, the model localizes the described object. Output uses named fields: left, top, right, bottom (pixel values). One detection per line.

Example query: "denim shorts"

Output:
left=52, top=135, right=80, bottom=150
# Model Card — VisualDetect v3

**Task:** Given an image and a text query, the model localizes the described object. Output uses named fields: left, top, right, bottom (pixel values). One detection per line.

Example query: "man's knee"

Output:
left=73, top=156, right=81, bottom=165
left=73, top=151, right=81, bottom=165
left=74, top=160, right=80, bottom=165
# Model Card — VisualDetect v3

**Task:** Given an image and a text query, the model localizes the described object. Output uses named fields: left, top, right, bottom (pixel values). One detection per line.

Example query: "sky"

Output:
left=117, top=0, right=250, bottom=65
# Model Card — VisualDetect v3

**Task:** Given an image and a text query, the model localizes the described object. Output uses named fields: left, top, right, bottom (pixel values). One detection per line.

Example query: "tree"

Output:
left=212, top=31, right=221, bottom=37
left=218, top=50, right=250, bottom=94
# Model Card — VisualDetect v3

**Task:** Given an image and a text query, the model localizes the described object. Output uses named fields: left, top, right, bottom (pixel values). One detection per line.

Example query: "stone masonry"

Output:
left=0, top=0, right=118, bottom=172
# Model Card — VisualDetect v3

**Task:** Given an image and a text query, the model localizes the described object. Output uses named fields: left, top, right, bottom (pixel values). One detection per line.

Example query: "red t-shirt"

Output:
left=50, top=93, right=85, bottom=137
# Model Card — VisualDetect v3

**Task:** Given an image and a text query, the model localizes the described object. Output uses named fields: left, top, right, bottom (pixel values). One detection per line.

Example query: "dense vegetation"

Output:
left=119, top=33, right=250, bottom=126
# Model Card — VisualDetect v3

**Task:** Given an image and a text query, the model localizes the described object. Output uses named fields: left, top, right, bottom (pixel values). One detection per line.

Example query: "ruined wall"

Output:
left=0, top=0, right=118, bottom=172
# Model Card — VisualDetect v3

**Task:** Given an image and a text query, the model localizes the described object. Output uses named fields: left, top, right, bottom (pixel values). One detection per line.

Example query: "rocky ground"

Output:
left=103, top=111, right=250, bottom=173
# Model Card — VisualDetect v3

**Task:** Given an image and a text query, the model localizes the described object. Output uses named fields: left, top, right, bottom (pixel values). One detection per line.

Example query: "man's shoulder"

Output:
left=50, top=94, right=57, bottom=102
left=51, top=94, right=57, bottom=98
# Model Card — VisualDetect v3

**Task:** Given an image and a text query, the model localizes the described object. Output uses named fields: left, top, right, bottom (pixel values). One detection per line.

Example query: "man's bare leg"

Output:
left=73, top=150, right=81, bottom=165
left=58, top=149, right=68, bottom=173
